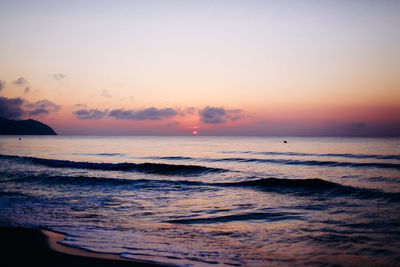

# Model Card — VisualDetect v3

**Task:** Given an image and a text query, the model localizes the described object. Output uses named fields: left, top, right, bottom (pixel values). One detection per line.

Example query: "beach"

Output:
left=0, top=227, right=169, bottom=267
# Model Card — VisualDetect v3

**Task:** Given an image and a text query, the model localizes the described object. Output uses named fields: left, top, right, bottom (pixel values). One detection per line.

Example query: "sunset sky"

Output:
left=0, top=0, right=399, bottom=136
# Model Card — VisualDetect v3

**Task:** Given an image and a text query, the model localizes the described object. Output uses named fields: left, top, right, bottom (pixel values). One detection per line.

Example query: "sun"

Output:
left=192, top=131, right=199, bottom=135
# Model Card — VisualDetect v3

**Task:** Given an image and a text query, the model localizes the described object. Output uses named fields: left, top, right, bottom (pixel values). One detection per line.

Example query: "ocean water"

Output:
left=0, top=136, right=400, bottom=266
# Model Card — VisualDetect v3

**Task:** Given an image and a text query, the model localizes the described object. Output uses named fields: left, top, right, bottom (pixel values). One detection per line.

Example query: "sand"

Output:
left=0, top=227, right=172, bottom=267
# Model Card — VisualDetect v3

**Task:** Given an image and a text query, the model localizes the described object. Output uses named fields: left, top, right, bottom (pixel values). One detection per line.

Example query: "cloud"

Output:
left=24, top=87, right=30, bottom=94
left=199, top=106, right=243, bottom=124
left=178, top=107, right=198, bottom=116
left=74, top=103, right=87, bottom=107
left=0, top=97, right=61, bottom=119
left=185, top=107, right=197, bottom=114
left=101, top=90, right=111, bottom=98
left=226, top=109, right=243, bottom=121
left=109, top=107, right=178, bottom=120
left=50, top=73, right=66, bottom=80
left=74, top=109, right=108, bottom=120
left=0, top=80, right=5, bottom=91
left=27, top=108, right=50, bottom=116
left=349, top=122, right=366, bottom=129
left=24, top=99, right=61, bottom=116
left=0, top=96, right=25, bottom=119
left=12, top=77, right=27, bottom=86
left=166, top=121, right=180, bottom=127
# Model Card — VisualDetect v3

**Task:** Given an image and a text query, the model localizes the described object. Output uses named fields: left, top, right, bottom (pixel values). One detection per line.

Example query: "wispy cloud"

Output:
left=109, top=107, right=178, bottom=121
left=0, top=80, right=6, bottom=91
left=24, top=99, right=61, bottom=116
left=24, top=87, right=30, bottom=94
left=12, top=77, right=27, bottom=86
left=50, top=73, right=67, bottom=80
left=101, top=90, right=111, bottom=98
left=74, top=103, right=87, bottom=108
left=177, top=107, right=198, bottom=116
left=165, top=121, right=180, bottom=127
left=199, top=106, right=243, bottom=124
left=74, top=109, right=108, bottom=120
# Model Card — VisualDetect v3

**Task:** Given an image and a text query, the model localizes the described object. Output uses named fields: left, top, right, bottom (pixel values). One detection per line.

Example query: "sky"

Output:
left=0, top=0, right=399, bottom=136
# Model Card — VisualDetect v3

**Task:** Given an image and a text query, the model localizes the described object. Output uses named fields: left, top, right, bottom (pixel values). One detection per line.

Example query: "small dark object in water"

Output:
left=19, top=138, right=21, bottom=140
left=284, top=140, right=287, bottom=143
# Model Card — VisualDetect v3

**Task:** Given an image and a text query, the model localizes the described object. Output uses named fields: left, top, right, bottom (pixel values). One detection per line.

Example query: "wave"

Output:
left=0, top=191, right=31, bottom=198
left=223, top=151, right=400, bottom=160
left=155, top=156, right=193, bottom=160
left=0, top=155, right=225, bottom=176
left=229, top=177, right=400, bottom=201
left=66, top=152, right=125, bottom=157
left=5, top=170, right=399, bottom=202
left=96, top=153, right=124, bottom=156
left=150, top=155, right=400, bottom=170
left=214, top=157, right=400, bottom=170
left=165, top=211, right=303, bottom=224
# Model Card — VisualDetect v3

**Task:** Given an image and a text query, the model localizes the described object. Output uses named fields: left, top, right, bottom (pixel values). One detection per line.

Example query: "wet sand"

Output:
left=0, top=227, right=172, bottom=267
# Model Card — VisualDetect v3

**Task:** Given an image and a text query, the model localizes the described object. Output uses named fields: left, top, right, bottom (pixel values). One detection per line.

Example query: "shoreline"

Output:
left=0, top=227, right=172, bottom=267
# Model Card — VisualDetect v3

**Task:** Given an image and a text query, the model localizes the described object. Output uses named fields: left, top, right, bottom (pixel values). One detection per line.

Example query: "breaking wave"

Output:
left=3, top=170, right=398, bottom=202
left=149, top=155, right=400, bottom=170
left=212, top=157, right=400, bottom=170
left=0, top=155, right=225, bottom=176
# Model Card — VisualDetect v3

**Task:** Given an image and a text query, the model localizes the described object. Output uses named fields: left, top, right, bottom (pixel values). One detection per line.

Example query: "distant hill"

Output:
left=0, top=117, right=57, bottom=135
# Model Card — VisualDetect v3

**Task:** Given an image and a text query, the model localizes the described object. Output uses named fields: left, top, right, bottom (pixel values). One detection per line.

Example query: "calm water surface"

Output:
left=0, top=136, right=400, bottom=266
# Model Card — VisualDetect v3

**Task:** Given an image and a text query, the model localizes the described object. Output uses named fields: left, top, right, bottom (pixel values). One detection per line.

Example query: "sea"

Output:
left=0, top=136, right=399, bottom=266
